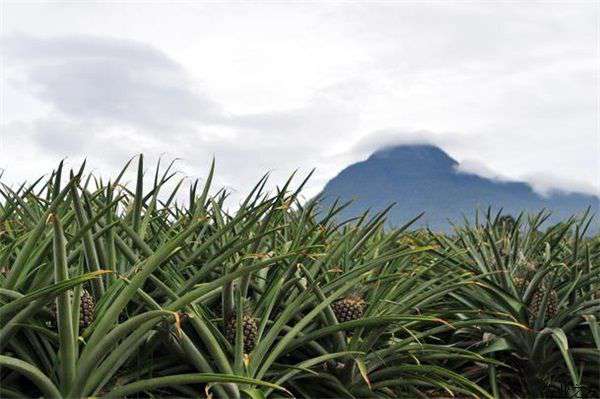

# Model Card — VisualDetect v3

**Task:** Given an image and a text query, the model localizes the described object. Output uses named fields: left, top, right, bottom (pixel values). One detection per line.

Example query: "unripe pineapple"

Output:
left=225, top=314, right=258, bottom=353
left=528, top=288, right=558, bottom=322
left=331, top=293, right=365, bottom=323
left=50, top=289, right=95, bottom=330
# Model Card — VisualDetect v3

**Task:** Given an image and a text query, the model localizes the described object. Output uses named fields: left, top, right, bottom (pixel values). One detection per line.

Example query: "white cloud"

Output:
left=0, top=34, right=357, bottom=203
left=523, top=173, right=600, bottom=198
left=3, top=35, right=224, bottom=132
left=454, top=159, right=510, bottom=182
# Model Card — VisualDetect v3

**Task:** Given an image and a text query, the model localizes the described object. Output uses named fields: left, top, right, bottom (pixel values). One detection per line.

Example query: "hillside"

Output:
left=319, top=144, right=599, bottom=231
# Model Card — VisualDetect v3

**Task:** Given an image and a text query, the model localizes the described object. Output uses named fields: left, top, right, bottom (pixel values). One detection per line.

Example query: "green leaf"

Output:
left=355, top=357, right=372, bottom=390
left=0, top=355, right=61, bottom=399
left=104, top=373, right=290, bottom=398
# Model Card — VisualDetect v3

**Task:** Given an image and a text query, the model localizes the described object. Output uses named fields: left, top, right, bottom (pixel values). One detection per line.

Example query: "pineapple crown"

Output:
left=225, top=299, right=256, bottom=322
left=241, top=299, right=256, bottom=315
left=346, top=290, right=366, bottom=302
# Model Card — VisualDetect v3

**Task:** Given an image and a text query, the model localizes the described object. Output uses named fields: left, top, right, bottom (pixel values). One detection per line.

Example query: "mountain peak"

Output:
left=368, top=144, right=458, bottom=171
left=320, top=144, right=598, bottom=231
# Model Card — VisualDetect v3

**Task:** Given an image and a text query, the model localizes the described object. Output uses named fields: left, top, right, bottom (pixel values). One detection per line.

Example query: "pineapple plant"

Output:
left=331, top=292, right=366, bottom=323
left=1, top=156, right=598, bottom=398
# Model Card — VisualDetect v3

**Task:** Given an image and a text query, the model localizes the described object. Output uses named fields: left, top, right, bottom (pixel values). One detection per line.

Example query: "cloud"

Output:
left=522, top=173, right=600, bottom=198
left=228, top=95, right=360, bottom=149
left=1, top=34, right=359, bottom=203
left=3, top=34, right=223, bottom=134
left=30, top=118, right=90, bottom=155
left=456, top=160, right=599, bottom=197
left=3, top=34, right=177, bottom=67
left=346, top=129, right=475, bottom=161
left=454, top=159, right=510, bottom=182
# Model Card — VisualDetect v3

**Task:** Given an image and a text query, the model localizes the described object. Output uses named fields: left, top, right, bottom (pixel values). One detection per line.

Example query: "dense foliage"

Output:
left=1, top=157, right=598, bottom=398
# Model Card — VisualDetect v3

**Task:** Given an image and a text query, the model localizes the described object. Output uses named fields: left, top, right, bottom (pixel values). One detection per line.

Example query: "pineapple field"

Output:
left=0, top=156, right=599, bottom=398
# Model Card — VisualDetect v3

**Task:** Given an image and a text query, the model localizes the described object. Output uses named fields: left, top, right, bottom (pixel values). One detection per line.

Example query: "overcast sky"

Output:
left=1, top=1, right=599, bottom=203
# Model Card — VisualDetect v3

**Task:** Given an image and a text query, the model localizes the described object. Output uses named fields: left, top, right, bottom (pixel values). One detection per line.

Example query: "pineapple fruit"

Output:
left=331, top=293, right=366, bottom=323
left=225, top=314, right=258, bottom=353
left=50, top=289, right=95, bottom=330
left=79, top=289, right=95, bottom=329
left=528, top=288, right=558, bottom=322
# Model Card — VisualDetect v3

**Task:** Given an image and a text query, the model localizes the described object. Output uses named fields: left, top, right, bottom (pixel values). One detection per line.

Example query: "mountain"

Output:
left=319, top=144, right=599, bottom=231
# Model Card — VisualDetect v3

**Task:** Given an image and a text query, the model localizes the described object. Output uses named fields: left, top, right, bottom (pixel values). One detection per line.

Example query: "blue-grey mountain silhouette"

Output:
left=319, top=144, right=599, bottom=231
